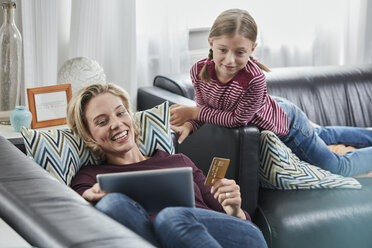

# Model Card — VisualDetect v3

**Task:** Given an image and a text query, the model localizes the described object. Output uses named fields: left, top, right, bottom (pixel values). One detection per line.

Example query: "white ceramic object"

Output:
left=57, top=57, right=106, bottom=93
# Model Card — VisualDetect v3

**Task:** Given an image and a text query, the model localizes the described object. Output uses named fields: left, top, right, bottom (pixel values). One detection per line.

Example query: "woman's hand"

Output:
left=170, top=104, right=200, bottom=126
left=211, top=179, right=246, bottom=219
left=82, top=183, right=107, bottom=203
left=171, top=123, right=193, bottom=144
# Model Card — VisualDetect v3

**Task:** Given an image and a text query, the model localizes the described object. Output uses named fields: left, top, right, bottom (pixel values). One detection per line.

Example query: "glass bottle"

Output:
left=0, top=1, right=22, bottom=121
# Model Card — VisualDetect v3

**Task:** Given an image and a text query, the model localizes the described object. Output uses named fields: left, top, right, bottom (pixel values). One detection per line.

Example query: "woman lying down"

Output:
left=67, top=83, right=268, bottom=248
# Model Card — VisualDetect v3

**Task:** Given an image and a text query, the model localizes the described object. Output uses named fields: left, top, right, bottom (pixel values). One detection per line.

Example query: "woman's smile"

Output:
left=111, top=130, right=129, bottom=142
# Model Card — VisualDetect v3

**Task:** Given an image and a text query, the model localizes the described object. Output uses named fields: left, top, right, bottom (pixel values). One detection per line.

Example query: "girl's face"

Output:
left=84, top=93, right=137, bottom=161
left=209, top=34, right=257, bottom=83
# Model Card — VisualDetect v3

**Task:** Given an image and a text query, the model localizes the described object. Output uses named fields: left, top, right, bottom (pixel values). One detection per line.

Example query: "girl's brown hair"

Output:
left=66, top=83, right=140, bottom=161
left=200, top=9, right=270, bottom=82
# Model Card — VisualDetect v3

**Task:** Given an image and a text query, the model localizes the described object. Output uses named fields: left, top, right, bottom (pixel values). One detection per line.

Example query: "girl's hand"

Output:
left=82, top=183, right=107, bottom=203
left=170, top=104, right=200, bottom=126
left=171, top=123, right=192, bottom=144
left=211, top=179, right=246, bottom=219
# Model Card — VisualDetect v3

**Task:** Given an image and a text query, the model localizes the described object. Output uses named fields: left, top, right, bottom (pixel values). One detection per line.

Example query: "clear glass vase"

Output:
left=0, top=1, right=22, bottom=123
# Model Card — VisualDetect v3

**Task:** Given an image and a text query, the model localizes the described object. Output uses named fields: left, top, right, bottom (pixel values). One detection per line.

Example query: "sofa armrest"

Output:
left=0, top=136, right=153, bottom=248
left=177, top=123, right=260, bottom=216
left=153, top=74, right=195, bottom=99
left=138, top=85, right=261, bottom=215
left=137, top=86, right=196, bottom=111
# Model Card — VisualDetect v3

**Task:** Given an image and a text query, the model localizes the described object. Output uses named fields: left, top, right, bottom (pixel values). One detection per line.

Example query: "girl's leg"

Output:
left=153, top=207, right=267, bottom=248
left=315, top=126, right=372, bottom=147
left=276, top=97, right=372, bottom=177
left=95, top=193, right=160, bottom=247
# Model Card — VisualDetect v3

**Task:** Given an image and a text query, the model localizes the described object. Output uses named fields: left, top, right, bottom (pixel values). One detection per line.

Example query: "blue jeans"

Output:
left=154, top=207, right=267, bottom=248
left=274, top=96, right=372, bottom=176
left=95, top=193, right=267, bottom=248
left=95, top=193, right=160, bottom=247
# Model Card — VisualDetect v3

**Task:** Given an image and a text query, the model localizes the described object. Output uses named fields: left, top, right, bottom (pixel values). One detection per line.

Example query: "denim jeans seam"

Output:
left=293, top=138, right=314, bottom=164
left=131, top=201, right=150, bottom=219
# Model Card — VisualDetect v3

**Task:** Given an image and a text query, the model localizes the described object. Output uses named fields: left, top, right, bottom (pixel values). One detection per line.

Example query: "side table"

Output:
left=0, top=124, right=68, bottom=153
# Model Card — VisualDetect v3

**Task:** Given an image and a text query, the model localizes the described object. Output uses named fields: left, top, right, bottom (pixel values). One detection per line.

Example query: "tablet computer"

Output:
left=97, top=167, right=195, bottom=213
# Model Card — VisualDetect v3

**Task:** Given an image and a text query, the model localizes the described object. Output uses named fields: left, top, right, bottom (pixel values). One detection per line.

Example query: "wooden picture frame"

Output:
left=27, top=84, right=72, bottom=128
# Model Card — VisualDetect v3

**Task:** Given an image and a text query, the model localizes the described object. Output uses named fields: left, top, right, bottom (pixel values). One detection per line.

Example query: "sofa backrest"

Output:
left=154, top=64, right=372, bottom=127
left=266, top=65, right=372, bottom=127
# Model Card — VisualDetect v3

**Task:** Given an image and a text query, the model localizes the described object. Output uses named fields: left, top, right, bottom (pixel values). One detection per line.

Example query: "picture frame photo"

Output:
left=27, top=84, right=72, bottom=128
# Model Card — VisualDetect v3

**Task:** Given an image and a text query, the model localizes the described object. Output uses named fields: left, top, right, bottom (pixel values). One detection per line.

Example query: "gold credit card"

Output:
left=204, top=157, right=230, bottom=186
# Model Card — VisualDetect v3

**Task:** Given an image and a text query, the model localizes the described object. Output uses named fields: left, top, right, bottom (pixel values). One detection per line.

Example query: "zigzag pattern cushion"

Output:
left=21, top=127, right=100, bottom=185
left=259, top=131, right=361, bottom=189
left=20, top=102, right=174, bottom=185
left=135, top=101, right=175, bottom=157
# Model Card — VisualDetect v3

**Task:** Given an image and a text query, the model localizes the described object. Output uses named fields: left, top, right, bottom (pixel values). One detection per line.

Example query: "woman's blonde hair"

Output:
left=67, top=83, right=140, bottom=161
left=200, top=9, right=270, bottom=82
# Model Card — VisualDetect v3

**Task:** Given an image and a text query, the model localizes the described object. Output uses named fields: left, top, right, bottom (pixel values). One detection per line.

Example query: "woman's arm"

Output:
left=71, top=167, right=107, bottom=203
left=211, top=179, right=247, bottom=220
left=82, top=183, right=107, bottom=203
left=181, top=155, right=250, bottom=220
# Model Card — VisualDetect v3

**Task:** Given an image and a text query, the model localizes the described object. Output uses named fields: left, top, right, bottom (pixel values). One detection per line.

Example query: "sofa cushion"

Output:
left=21, top=127, right=100, bottom=185
left=255, top=177, right=372, bottom=248
left=259, top=131, right=361, bottom=189
left=21, top=101, right=174, bottom=185
left=134, top=101, right=175, bottom=156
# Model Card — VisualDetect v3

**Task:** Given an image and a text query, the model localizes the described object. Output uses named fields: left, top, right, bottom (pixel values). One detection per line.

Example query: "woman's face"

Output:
left=84, top=93, right=137, bottom=159
left=209, top=34, right=256, bottom=83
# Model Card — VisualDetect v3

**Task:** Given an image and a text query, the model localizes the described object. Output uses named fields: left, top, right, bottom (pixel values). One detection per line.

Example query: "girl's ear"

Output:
left=251, top=42, right=258, bottom=52
left=208, top=38, right=213, bottom=48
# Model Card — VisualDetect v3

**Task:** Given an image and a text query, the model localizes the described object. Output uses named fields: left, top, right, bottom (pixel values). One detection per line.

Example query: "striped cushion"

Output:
left=21, top=127, right=100, bottom=185
left=135, top=101, right=174, bottom=156
left=259, top=131, right=361, bottom=189
left=20, top=101, right=174, bottom=185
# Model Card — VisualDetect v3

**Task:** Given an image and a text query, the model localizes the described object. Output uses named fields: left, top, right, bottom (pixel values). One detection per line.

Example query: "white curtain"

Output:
left=136, top=0, right=190, bottom=88
left=21, top=0, right=58, bottom=104
left=19, top=0, right=189, bottom=108
left=252, top=0, right=372, bottom=67
left=17, top=0, right=372, bottom=108
left=68, top=0, right=137, bottom=104
left=343, top=0, right=372, bottom=65
left=187, top=0, right=372, bottom=68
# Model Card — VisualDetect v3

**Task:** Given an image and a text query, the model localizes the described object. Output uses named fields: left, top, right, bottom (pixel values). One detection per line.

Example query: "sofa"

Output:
left=0, top=136, right=155, bottom=248
left=137, top=64, right=372, bottom=248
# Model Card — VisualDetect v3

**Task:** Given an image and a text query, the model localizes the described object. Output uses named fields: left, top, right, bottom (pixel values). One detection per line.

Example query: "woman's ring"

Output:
left=225, top=192, right=231, bottom=199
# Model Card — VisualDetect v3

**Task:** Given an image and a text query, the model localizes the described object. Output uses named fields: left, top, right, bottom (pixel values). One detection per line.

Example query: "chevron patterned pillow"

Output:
left=20, top=101, right=174, bottom=186
left=21, top=127, right=101, bottom=185
left=259, top=131, right=361, bottom=190
left=135, top=101, right=175, bottom=157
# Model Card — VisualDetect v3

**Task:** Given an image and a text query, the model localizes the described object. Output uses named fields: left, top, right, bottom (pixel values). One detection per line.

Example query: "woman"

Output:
left=67, top=83, right=267, bottom=248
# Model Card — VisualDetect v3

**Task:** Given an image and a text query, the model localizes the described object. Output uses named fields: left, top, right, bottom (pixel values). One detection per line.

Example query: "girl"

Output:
left=170, top=8, right=372, bottom=177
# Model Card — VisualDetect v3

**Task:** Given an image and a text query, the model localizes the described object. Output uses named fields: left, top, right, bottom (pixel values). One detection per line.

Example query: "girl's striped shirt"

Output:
left=188, top=59, right=289, bottom=137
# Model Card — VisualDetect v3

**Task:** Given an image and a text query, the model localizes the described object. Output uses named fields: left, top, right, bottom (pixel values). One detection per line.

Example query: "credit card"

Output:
left=204, top=157, right=230, bottom=186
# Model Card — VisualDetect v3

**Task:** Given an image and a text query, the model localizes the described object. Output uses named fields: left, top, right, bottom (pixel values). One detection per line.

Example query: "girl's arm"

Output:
left=171, top=122, right=193, bottom=144
left=170, top=104, right=200, bottom=127
left=193, top=74, right=267, bottom=128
